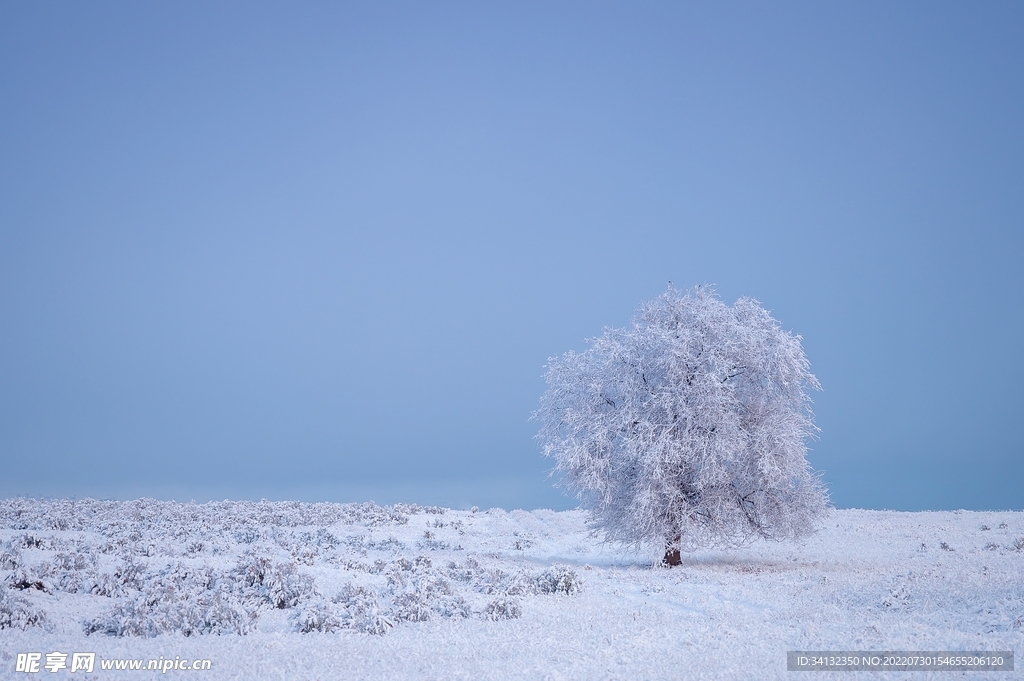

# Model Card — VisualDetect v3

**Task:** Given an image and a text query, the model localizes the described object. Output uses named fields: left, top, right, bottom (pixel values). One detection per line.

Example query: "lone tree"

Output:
left=535, top=285, right=828, bottom=564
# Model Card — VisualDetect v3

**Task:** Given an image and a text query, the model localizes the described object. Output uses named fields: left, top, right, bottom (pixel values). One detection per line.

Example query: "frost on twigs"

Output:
left=83, top=562, right=259, bottom=637
left=231, top=552, right=317, bottom=609
left=290, top=587, right=393, bottom=635
left=290, top=600, right=343, bottom=633
left=0, top=588, right=47, bottom=630
left=535, top=285, right=829, bottom=559
left=484, top=598, right=522, bottom=621
left=533, top=565, right=583, bottom=595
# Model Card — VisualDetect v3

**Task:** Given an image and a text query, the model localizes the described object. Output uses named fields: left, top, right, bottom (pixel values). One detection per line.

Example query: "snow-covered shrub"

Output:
left=231, top=553, right=317, bottom=609
left=85, top=553, right=319, bottom=637
left=366, top=536, right=407, bottom=552
left=533, top=566, right=582, bottom=595
left=233, top=528, right=262, bottom=545
left=0, top=545, right=20, bottom=570
left=292, top=546, right=318, bottom=565
left=484, top=598, right=522, bottom=621
left=6, top=567, right=52, bottom=593
left=232, top=554, right=271, bottom=592
left=84, top=563, right=256, bottom=637
left=265, top=563, right=316, bottom=609
left=52, top=551, right=94, bottom=574
left=442, top=558, right=583, bottom=600
left=391, top=592, right=433, bottom=622
left=118, top=559, right=148, bottom=589
left=84, top=591, right=255, bottom=637
left=290, top=599, right=343, bottom=633
left=388, top=568, right=470, bottom=622
left=481, top=568, right=532, bottom=597
left=47, top=552, right=97, bottom=593
left=85, top=571, right=130, bottom=598
left=13, top=534, right=49, bottom=550
left=0, top=589, right=47, bottom=630
left=332, top=585, right=393, bottom=635
left=431, top=592, right=472, bottom=619
left=351, top=503, right=410, bottom=527
left=398, top=555, right=432, bottom=572
left=511, top=532, right=534, bottom=551
left=417, top=531, right=451, bottom=551
left=446, top=557, right=485, bottom=583
left=49, top=556, right=146, bottom=598
left=315, top=528, right=339, bottom=546
left=536, top=285, right=828, bottom=561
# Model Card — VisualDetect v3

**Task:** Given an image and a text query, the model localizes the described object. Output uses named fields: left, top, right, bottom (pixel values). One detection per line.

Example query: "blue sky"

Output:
left=1, top=2, right=1021, bottom=511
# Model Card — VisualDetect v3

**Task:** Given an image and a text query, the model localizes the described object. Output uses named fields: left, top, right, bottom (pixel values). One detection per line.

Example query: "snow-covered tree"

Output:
left=535, top=285, right=828, bottom=563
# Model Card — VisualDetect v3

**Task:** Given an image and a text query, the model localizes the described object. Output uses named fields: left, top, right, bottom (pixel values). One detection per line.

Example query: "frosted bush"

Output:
left=484, top=598, right=522, bottom=621
left=6, top=567, right=52, bottom=593
left=391, top=592, right=433, bottom=622
left=0, top=589, right=47, bottom=630
left=0, top=545, right=20, bottom=570
left=397, top=556, right=432, bottom=571
left=264, top=564, right=316, bottom=609
left=389, top=571, right=470, bottom=622
left=446, top=557, right=484, bottom=583
left=441, top=558, right=583, bottom=601
left=84, top=563, right=257, bottom=637
left=233, top=554, right=273, bottom=591
left=290, top=599, right=343, bottom=633
left=533, top=566, right=583, bottom=595
left=84, top=591, right=255, bottom=637
left=482, top=568, right=532, bottom=597
left=430, top=592, right=472, bottom=619
left=13, top=534, right=49, bottom=550
left=417, top=532, right=451, bottom=551
left=332, top=585, right=393, bottom=635
left=234, top=528, right=262, bottom=544
left=85, top=571, right=130, bottom=598
left=49, top=552, right=95, bottom=594
left=366, top=536, right=407, bottom=552
left=292, top=546, right=318, bottom=565
left=52, top=551, right=95, bottom=575
left=117, top=559, right=147, bottom=590
left=231, top=553, right=317, bottom=609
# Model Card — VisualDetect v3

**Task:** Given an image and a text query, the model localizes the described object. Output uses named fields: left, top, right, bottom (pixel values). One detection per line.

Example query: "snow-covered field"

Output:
left=0, top=498, right=1020, bottom=680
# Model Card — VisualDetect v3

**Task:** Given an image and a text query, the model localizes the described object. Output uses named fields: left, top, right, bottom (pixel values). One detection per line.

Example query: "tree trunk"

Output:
left=662, top=535, right=682, bottom=566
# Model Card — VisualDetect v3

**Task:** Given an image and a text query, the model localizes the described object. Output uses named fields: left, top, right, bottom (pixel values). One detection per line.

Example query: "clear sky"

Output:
left=1, top=2, right=1021, bottom=511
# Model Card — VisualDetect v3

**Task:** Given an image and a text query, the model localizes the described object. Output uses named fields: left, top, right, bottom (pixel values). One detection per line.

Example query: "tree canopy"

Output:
left=535, top=285, right=828, bottom=558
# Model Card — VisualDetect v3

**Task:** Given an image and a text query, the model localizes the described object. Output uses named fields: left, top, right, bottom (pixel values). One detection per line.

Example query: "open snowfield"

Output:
left=0, top=498, right=1020, bottom=680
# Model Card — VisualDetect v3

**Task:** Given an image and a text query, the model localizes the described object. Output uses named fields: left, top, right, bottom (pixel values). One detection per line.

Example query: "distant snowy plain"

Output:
left=0, top=498, right=1021, bottom=680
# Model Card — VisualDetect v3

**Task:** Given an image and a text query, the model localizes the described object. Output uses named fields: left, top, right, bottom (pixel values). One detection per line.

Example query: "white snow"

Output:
left=0, top=498, right=1021, bottom=680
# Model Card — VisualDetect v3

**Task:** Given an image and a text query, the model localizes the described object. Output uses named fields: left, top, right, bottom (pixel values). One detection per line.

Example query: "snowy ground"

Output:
left=0, top=498, right=1021, bottom=680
